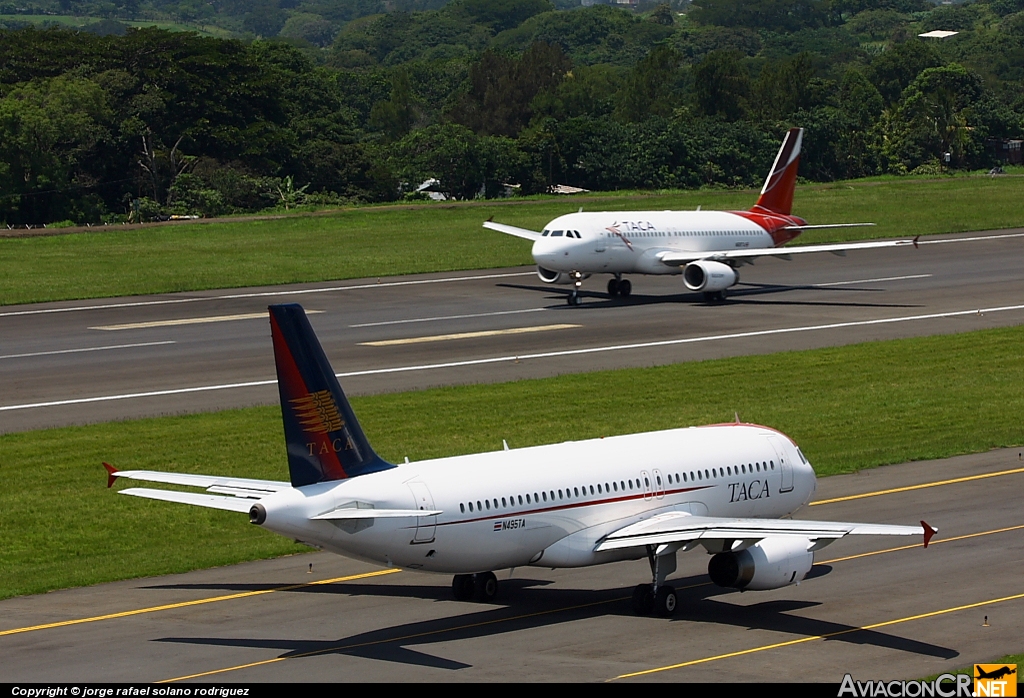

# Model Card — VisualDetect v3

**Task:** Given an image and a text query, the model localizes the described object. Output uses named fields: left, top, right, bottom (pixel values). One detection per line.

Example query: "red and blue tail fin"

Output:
left=270, top=303, right=394, bottom=488
left=751, top=127, right=803, bottom=216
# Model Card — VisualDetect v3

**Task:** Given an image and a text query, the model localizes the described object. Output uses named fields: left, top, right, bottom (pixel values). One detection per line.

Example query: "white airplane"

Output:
left=484, top=127, right=919, bottom=305
left=105, top=304, right=936, bottom=616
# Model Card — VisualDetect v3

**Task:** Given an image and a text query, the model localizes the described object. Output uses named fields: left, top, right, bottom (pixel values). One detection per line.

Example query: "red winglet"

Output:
left=913, top=235, right=920, bottom=249
left=103, top=462, right=119, bottom=488
left=921, top=520, right=937, bottom=548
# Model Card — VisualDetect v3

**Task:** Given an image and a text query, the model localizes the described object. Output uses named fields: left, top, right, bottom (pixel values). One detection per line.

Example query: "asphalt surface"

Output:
left=1, top=448, right=1022, bottom=682
left=3, top=229, right=1024, bottom=434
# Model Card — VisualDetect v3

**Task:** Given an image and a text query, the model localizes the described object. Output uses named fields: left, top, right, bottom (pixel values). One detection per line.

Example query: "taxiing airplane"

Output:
left=484, top=127, right=918, bottom=305
left=105, top=304, right=936, bottom=616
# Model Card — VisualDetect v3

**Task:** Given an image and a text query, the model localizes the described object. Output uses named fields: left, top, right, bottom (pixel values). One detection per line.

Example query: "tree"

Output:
left=614, top=44, right=684, bottom=122
left=692, top=50, right=751, bottom=121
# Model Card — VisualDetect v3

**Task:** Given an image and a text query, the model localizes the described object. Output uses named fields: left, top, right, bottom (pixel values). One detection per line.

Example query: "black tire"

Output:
left=475, top=571, right=498, bottom=602
left=703, top=290, right=724, bottom=302
left=654, top=587, right=677, bottom=617
left=607, top=278, right=619, bottom=297
left=452, top=574, right=475, bottom=601
left=631, top=583, right=654, bottom=615
left=619, top=279, right=632, bottom=297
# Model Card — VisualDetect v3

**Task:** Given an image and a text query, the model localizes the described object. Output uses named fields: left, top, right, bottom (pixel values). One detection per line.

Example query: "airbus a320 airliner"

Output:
left=485, top=127, right=918, bottom=305
left=106, top=305, right=935, bottom=617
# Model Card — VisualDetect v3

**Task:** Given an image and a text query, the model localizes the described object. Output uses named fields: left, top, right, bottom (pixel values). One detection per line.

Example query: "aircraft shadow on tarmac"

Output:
left=154, top=568, right=957, bottom=672
left=496, top=282, right=923, bottom=310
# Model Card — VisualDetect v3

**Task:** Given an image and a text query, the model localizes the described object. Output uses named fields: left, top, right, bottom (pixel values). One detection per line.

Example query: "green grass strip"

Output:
left=922, top=653, right=1023, bottom=680
left=2, top=176, right=1022, bottom=306
left=2, top=324, right=1024, bottom=599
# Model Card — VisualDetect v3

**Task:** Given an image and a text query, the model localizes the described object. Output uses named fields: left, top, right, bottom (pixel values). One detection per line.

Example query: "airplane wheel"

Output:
left=568, top=292, right=582, bottom=306
left=631, top=583, right=654, bottom=616
left=475, top=572, right=498, bottom=602
left=618, top=279, right=632, bottom=297
left=607, top=278, right=619, bottom=297
left=452, top=574, right=475, bottom=601
left=703, top=291, right=724, bottom=302
left=654, top=587, right=677, bottom=617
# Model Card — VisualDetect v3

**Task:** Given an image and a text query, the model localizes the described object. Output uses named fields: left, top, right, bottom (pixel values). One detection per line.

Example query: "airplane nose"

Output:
left=532, top=238, right=573, bottom=268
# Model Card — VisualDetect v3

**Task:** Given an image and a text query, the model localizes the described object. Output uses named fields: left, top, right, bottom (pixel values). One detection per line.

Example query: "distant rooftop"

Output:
left=918, top=30, right=959, bottom=38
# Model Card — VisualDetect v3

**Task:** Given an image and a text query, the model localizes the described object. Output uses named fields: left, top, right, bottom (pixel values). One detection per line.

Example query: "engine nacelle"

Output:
left=683, top=260, right=738, bottom=292
left=537, top=266, right=571, bottom=284
left=707, top=537, right=813, bottom=590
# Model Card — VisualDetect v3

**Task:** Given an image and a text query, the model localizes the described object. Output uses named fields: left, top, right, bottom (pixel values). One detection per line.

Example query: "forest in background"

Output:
left=1, top=0, right=1023, bottom=225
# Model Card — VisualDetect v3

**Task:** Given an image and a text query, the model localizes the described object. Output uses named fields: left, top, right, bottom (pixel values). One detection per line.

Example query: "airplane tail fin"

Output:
left=269, top=303, right=394, bottom=488
left=751, top=127, right=803, bottom=216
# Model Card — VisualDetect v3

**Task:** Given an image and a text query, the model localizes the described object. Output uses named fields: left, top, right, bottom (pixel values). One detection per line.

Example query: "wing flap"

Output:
left=118, top=487, right=256, bottom=513
left=657, top=238, right=917, bottom=267
left=595, top=514, right=929, bottom=552
left=482, top=221, right=543, bottom=241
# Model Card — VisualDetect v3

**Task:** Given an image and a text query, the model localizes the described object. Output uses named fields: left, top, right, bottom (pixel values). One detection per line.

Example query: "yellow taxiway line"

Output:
left=809, top=466, right=1024, bottom=506
left=359, top=324, right=581, bottom=346
left=157, top=524, right=1022, bottom=683
left=0, top=569, right=399, bottom=638
left=611, top=590, right=1024, bottom=681
left=90, top=310, right=322, bottom=331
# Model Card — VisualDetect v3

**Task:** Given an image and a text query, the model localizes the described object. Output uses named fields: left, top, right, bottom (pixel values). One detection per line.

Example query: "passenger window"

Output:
left=469, top=502, right=474, bottom=512
left=519, top=495, right=524, bottom=505
left=590, top=485, right=595, bottom=495
left=501, top=497, right=506, bottom=507
left=542, top=492, right=547, bottom=502
left=485, top=500, right=490, bottom=510
left=460, top=503, right=465, bottom=513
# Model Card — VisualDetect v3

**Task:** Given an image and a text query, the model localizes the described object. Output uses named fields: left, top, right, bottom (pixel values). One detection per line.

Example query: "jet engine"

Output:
left=537, top=266, right=588, bottom=284
left=683, top=261, right=738, bottom=292
left=707, top=537, right=813, bottom=590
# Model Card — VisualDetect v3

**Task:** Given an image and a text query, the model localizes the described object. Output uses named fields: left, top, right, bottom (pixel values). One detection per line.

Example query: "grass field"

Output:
left=3, top=323, right=1024, bottom=600
left=2, top=175, right=1022, bottom=306
left=924, top=653, right=1023, bottom=680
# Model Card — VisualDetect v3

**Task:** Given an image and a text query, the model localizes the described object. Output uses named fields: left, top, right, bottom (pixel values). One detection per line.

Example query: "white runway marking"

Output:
left=4, top=302, right=1023, bottom=413
left=0, top=341, right=175, bottom=361
left=0, top=272, right=535, bottom=318
left=359, top=324, right=581, bottom=346
left=90, top=311, right=321, bottom=331
left=812, top=273, right=932, bottom=287
left=350, top=307, right=547, bottom=328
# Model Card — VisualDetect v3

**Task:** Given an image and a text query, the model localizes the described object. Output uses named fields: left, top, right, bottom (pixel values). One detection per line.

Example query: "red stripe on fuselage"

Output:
left=433, top=485, right=714, bottom=528
left=270, top=313, right=348, bottom=480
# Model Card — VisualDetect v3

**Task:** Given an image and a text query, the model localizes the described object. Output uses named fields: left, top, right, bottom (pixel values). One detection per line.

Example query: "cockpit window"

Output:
left=551, top=230, right=563, bottom=237
left=542, top=230, right=550, bottom=236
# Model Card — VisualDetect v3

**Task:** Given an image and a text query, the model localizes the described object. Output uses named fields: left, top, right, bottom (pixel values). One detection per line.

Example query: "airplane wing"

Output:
left=595, top=511, right=935, bottom=553
left=482, top=221, right=543, bottom=241
left=105, top=462, right=289, bottom=510
left=657, top=237, right=919, bottom=266
left=310, top=508, right=443, bottom=520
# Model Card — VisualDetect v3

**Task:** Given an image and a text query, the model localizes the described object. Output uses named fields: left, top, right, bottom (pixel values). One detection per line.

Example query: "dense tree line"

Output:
left=1, top=0, right=1023, bottom=225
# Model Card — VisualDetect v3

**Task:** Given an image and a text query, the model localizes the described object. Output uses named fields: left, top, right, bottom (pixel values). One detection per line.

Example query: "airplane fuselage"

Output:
left=532, top=210, right=803, bottom=275
left=256, top=424, right=816, bottom=575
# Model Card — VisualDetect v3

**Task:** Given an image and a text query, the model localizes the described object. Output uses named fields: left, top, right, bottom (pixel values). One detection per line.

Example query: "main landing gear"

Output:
left=452, top=572, right=498, bottom=602
left=607, top=275, right=632, bottom=298
left=631, top=546, right=678, bottom=617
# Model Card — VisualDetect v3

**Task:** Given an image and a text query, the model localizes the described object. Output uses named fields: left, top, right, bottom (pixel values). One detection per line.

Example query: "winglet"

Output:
left=486, top=215, right=494, bottom=222
left=913, top=235, right=920, bottom=249
left=921, top=520, right=937, bottom=548
left=103, top=462, right=119, bottom=488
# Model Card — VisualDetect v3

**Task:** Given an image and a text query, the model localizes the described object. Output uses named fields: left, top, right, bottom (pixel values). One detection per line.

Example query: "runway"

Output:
left=2, top=229, right=1023, bottom=433
left=1, top=448, right=1021, bottom=682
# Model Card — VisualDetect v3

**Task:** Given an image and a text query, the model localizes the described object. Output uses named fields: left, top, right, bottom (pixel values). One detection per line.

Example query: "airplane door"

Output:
left=652, top=469, right=665, bottom=499
left=766, top=435, right=794, bottom=493
left=407, top=482, right=436, bottom=544
left=594, top=232, right=606, bottom=253
left=641, top=470, right=653, bottom=501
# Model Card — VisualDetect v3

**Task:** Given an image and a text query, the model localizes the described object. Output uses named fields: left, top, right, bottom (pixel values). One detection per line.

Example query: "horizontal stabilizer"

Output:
left=311, top=508, right=442, bottom=521
left=483, top=221, right=543, bottom=241
left=118, top=487, right=256, bottom=513
left=105, top=466, right=288, bottom=494
left=596, top=513, right=931, bottom=552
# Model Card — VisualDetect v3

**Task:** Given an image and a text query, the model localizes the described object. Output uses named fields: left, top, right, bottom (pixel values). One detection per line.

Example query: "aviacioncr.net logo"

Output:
left=838, top=673, right=973, bottom=697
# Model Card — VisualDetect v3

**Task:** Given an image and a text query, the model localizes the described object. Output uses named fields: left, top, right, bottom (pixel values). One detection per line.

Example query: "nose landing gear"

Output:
left=567, top=271, right=585, bottom=306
